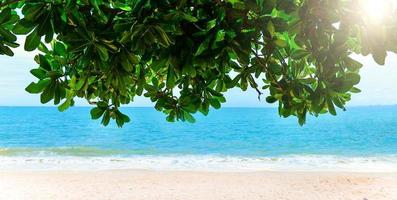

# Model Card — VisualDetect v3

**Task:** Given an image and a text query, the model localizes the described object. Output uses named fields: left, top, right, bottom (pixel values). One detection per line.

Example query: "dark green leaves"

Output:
left=26, top=79, right=50, bottom=94
left=120, top=50, right=139, bottom=72
left=40, top=80, right=56, bottom=104
left=90, top=107, right=105, bottom=119
left=91, top=105, right=131, bottom=127
left=266, top=96, right=277, bottom=104
left=194, top=37, right=211, bottom=56
left=0, top=8, right=19, bottom=56
left=166, top=67, right=176, bottom=89
left=12, top=19, right=35, bottom=34
left=183, top=112, right=195, bottom=123
left=96, top=45, right=109, bottom=61
left=22, top=3, right=45, bottom=21
left=327, top=99, right=337, bottom=116
left=1, top=0, right=396, bottom=127
left=209, top=98, right=221, bottom=109
left=115, top=110, right=130, bottom=127
left=0, top=27, right=16, bottom=42
left=24, top=29, right=40, bottom=51
left=30, top=68, right=47, bottom=79
left=291, top=49, right=310, bottom=60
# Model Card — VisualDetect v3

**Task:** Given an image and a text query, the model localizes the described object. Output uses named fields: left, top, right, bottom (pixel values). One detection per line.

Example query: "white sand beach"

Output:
left=0, top=170, right=396, bottom=200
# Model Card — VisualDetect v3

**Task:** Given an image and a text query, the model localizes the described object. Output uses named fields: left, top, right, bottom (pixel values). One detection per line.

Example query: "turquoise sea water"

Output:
left=0, top=106, right=396, bottom=171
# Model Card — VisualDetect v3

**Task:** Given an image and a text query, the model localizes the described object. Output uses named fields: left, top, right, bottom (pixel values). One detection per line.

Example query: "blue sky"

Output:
left=0, top=44, right=396, bottom=107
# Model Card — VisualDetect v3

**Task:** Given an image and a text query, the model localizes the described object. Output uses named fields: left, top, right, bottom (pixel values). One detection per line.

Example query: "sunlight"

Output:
left=361, top=0, right=396, bottom=23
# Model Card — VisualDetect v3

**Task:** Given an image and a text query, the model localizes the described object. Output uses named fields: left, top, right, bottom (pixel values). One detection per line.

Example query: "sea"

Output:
left=0, top=106, right=396, bottom=172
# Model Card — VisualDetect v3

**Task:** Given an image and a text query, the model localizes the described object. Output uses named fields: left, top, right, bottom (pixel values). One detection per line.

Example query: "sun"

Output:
left=360, top=0, right=396, bottom=23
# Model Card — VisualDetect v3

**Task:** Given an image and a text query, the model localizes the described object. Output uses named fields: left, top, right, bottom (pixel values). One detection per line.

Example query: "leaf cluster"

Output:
left=1, top=0, right=396, bottom=126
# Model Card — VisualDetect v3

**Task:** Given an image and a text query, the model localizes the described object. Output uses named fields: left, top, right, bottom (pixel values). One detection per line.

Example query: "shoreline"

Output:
left=0, top=155, right=396, bottom=172
left=0, top=169, right=396, bottom=200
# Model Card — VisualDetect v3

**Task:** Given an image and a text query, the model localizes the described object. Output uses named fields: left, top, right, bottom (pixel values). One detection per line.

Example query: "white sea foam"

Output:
left=0, top=155, right=396, bottom=172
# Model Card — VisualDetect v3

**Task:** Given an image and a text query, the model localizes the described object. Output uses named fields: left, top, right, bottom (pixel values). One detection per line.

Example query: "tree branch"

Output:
left=252, top=82, right=263, bottom=100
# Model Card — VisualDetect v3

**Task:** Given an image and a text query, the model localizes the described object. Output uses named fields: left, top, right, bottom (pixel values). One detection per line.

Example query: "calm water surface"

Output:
left=0, top=106, right=395, bottom=157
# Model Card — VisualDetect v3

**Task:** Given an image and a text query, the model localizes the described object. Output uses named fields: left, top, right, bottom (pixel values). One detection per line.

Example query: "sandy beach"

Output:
left=0, top=170, right=395, bottom=200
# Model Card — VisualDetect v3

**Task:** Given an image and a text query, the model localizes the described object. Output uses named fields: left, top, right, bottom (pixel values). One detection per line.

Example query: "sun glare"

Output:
left=361, top=0, right=396, bottom=23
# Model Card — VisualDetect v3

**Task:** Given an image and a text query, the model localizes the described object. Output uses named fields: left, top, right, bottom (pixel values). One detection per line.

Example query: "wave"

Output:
left=0, top=153, right=396, bottom=172
left=0, top=147, right=156, bottom=156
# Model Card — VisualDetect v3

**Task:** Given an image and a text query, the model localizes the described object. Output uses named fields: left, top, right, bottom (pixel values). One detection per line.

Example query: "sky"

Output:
left=0, top=43, right=396, bottom=107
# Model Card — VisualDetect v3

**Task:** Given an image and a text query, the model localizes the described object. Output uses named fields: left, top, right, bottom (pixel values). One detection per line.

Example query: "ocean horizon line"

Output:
left=0, top=105, right=397, bottom=108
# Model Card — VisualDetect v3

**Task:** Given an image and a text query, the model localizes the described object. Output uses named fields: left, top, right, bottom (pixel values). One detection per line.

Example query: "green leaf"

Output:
left=75, top=77, right=86, bottom=90
left=291, top=49, right=310, bottom=59
left=115, top=110, right=129, bottom=127
left=345, top=73, right=360, bottom=85
left=154, top=26, right=172, bottom=47
left=53, top=83, right=61, bottom=105
left=25, top=79, right=50, bottom=94
left=97, top=101, right=108, bottom=109
left=12, top=19, right=36, bottom=34
left=166, top=67, right=176, bottom=89
left=0, top=8, right=11, bottom=24
left=166, top=110, right=176, bottom=122
left=37, top=13, right=52, bottom=36
left=0, top=46, right=14, bottom=56
left=121, top=57, right=133, bottom=72
left=58, top=97, right=73, bottom=112
left=40, top=80, right=55, bottom=103
left=194, top=37, right=210, bottom=56
left=350, top=87, right=361, bottom=93
left=332, top=97, right=345, bottom=110
left=120, top=52, right=138, bottom=72
left=38, top=43, right=50, bottom=54
left=101, top=110, right=111, bottom=126
left=267, top=21, right=275, bottom=37
left=0, top=27, right=16, bottom=42
left=90, top=107, right=105, bottom=119
left=210, top=98, right=221, bottom=109
left=266, top=96, right=277, bottom=103
left=127, top=53, right=139, bottom=64
left=215, top=30, right=225, bottom=42
left=206, top=19, right=217, bottom=31
left=184, top=112, right=196, bottom=123
left=274, top=39, right=287, bottom=47
left=121, top=113, right=130, bottom=123
left=199, top=103, right=209, bottom=116
left=299, top=78, right=316, bottom=84
left=182, top=64, right=196, bottom=77
left=39, top=55, right=51, bottom=71
left=298, top=110, right=307, bottom=126
left=96, top=45, right=109, bottom=61
left=327, top=99, right=337, bottom=115
left=54, top=42, right=66, bottom=55
left=180, top=13, right=198, bottom=22
left=23, top=3, right=45, bottom=21
left=89, top=0, right=108, bottom=22
left=372, top=51, right=386, bottom=65
left=345, top=57, right=363, bottom=71
left=24, top=29, right=40, bottom=51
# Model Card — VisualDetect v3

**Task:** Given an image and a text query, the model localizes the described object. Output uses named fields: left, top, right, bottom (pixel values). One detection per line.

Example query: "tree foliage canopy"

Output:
left=0, top=0, right=396, bottom=127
